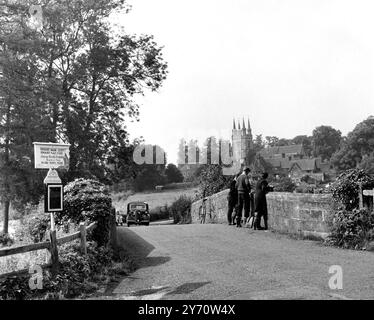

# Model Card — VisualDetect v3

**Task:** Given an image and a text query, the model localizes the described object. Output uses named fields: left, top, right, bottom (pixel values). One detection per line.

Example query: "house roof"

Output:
left=289, top=159, right=317, bottom=171
left=259, top=144, right=304, bottom=158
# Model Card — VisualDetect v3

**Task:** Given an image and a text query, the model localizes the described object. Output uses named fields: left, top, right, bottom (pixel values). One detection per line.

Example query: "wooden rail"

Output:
left=0, top=221, right=97, bottom=279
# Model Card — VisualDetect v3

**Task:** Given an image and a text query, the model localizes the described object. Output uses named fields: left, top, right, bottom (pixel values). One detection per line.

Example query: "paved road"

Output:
left=102, top=223, right=374, bottom=300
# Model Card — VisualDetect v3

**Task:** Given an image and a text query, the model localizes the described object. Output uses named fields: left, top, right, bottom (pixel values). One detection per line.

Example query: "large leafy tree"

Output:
left=332, top=117, right=374, bottom=172
left=312, top=125, right=342, bottom=161
left=165, top=163, right=184, bottom=183
left=1, top=0, right=167, bottom=179
left=132, top=144, right=167, bottom=192
left=0, top=0, right=167, bottom=233
left=0, top=38, right=55, bottom=233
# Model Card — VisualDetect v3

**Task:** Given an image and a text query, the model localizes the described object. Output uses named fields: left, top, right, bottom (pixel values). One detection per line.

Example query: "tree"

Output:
left=0, top=0, right=167, bottom=182
left=0, top=0, right=167, bottom=232
left=292, top=135, right=313, bottom=157
left=0, top=38, right=55, bottom=234
left=132, top=144, right=167, bottom=192
left=165, top=163, right=184, bottom=183
left=253, top=134, right=265, bottom=153
left=332, top=117, right=374, bottom=171
left=250, top=154, right=273, bottom=178
left=197, top=165, right=231, bottom=198
left=265, top=136, right=279, bottom=147
left=358, top=153, right=374, bottom=175
left=312, top=125, right=342, bottom=161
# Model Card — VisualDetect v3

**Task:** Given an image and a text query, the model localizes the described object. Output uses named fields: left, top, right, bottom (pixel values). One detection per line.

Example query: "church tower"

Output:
left=232, top=118, right=253, bottom=167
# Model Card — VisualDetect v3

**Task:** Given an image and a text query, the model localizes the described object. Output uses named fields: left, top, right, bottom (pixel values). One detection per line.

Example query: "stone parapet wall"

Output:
left=190, top=190, right=332, bottom=239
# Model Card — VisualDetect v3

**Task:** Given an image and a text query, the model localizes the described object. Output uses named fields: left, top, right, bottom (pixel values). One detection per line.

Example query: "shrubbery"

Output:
left=26, top=213, right=50, bottom=243
left=0, top=233, right=14, bottom=247
left=170, top=195, right=193, bottom=224
left=197, top=165, right=231, bottom=199
left=57, top=178, right=113, bottom=246
left=273, top=177, right=296, bottom=192
left=329, top=169, right=374, bottom=211
left=149, top=205, right=170, bottom=222
left=325, top=208, right=374, bottom=249
left=0, top=241, right=133, bottom=300
left=326, top=168, right=374, bottom=249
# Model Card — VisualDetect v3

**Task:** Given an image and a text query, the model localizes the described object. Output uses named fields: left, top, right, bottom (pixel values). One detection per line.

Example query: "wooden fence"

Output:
left=0, top=221, right=97, bottom=279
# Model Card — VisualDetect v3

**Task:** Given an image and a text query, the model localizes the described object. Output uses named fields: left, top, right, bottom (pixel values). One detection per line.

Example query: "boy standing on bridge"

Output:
left=227, top=173, right=240, bottom=225
left=235, top=167, right=251, bottom=227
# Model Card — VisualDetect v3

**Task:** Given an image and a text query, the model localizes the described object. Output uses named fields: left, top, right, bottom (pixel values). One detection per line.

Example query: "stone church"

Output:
left=231, top=118, right=254, bottom=167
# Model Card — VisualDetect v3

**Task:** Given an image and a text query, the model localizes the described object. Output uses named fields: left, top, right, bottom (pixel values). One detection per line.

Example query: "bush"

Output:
left=149, top=205, right=170, bottom=222
left=170, top=195, right=193, bottom=224
left=57, top=178, right=113, bottom=246
left=26, top=213, right=50, bottom=243
left=329, top=169, right=374, bottom=211
left=273, top=177, right=296, bottom=192
left=325, top=208, right=374, bottom=249
left=0, top=232, right=14, bottom=247
left=197, top=165, right=231, bottom=199
left=0, top=241, right=128, bottom=300
left=0, top=275, right=31, bottom=300
left=165, top=164, right=184, bottom=183
left=133, top=166, right=167, bottom=192
left=295, top=183, right=315, bottom=194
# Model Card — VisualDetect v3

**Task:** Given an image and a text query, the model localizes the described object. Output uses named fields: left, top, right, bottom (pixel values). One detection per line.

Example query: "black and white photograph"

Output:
left=0, top=0, right=374, bottom=308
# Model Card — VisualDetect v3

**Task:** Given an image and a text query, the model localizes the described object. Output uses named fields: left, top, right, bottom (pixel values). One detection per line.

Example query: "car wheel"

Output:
left=127, top=223, right=131, bottom=227
left=144, top=222, right=149, bottom=226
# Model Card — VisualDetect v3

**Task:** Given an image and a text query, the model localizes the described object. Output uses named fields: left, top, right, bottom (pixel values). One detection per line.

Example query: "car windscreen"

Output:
left=130, top=204, right=146, bottom=210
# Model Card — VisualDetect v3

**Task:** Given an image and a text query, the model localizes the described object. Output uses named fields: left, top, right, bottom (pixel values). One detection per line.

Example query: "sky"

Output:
left=113, top=0, right=374, bottom=164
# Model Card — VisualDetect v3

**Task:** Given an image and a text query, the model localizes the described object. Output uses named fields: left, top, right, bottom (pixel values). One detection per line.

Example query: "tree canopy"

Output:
left=332, top=117, right=374, bottom=172
left=0, top=0, right=167, bottom=232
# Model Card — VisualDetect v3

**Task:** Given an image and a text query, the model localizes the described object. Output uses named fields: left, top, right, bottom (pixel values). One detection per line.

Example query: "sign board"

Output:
left=45, top=184, right=63, bottom=212
left=363, top=189, right=374, bottom=196
left=33, top=142, right=70, bottom=169
left=43, top=169, right=62, bottom=184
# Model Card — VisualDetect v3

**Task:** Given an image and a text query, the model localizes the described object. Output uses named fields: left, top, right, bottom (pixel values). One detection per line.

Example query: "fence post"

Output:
left=359, top=183, right=364, bottom=209
left=80, top=222, right=87, bottom=255
left=49, top=230, right=59, bottom=274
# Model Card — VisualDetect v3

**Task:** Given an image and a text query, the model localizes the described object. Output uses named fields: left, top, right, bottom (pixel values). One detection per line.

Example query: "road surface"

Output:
left=100, top=223, right=374, bottom=300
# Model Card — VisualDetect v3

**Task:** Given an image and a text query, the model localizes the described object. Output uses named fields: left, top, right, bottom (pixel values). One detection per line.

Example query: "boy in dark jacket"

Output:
left=227, top=173, right=240, bottom=225
left=254, top=172, right=273, bottom=230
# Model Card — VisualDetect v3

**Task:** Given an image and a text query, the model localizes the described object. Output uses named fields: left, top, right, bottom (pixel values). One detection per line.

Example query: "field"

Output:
left=111, top=183, right=199, bottom=213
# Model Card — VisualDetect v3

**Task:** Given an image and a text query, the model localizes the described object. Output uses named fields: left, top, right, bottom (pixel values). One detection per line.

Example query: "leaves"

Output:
left=326, top=208, right=374, bottom=249
left=57, top=178, right=112, bottom=246
left=329, top=168, right=374, bottom=211
left=312, top=125, right=342, bottom=161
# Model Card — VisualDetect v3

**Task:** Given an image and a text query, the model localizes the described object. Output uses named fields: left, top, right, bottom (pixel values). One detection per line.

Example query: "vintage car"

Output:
left=126, top=201, right=150, bottom=227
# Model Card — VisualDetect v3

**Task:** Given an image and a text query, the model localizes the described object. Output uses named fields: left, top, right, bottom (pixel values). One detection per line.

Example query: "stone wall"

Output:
left=191, top=189, right=332, bottom=239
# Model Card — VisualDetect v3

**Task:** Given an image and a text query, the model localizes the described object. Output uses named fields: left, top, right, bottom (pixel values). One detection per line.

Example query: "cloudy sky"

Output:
left=115, top=0, right=374, bottom=164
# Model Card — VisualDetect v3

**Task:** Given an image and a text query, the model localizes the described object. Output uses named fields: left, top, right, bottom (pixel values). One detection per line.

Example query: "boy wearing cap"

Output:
left=235, top=167, right=251, bottom=227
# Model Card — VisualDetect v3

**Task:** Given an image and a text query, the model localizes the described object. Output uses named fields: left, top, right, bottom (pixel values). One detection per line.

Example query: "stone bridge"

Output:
left=191, top=190, right=332, bottom=239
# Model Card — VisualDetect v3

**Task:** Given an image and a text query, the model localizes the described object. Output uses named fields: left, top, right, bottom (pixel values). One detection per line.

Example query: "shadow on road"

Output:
left=105, top=281, right=211, bottom=298
left=166, top=282, right=211, bottom=296
left=116, top=227, right=171, bottom=270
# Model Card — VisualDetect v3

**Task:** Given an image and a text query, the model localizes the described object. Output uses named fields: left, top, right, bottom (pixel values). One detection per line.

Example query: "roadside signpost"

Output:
left=33, top=142, right=70, bottom=170
left=33, top=142, right=70, bottom=230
